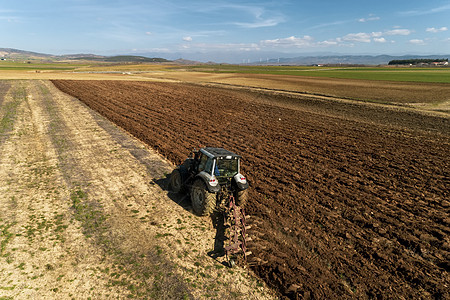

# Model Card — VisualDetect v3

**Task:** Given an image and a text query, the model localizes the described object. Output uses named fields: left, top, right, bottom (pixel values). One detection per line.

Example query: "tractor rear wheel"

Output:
left=191, top=179, right=216, bottom=216
left=169, top=169, right=183, bottom=193
left=235, top=189, right=248, bottom=207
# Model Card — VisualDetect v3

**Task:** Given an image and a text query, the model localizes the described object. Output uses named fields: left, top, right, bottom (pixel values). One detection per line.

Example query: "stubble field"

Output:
left=52, top=79, right=449, bottom=299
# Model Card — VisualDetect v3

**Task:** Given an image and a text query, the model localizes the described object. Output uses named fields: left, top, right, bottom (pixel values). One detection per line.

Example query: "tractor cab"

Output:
left=170, top=147, right=249, bottom=216
left=196, top=148, right=241, bottom=184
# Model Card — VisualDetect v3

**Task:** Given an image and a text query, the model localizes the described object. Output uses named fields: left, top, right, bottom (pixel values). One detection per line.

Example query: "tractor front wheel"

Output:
left=191, top=179, right=216, bottom=216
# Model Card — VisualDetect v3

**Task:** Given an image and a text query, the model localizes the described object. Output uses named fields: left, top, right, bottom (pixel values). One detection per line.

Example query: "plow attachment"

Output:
left=223, top=195, right=251, bottom=267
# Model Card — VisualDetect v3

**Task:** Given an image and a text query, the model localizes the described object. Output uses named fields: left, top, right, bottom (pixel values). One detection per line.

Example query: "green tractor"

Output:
left=169, top=147, right=249, bottom=216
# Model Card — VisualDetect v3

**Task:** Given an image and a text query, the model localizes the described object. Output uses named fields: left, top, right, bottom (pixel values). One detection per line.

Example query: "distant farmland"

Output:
left=184, top=65, right=450, bottom=83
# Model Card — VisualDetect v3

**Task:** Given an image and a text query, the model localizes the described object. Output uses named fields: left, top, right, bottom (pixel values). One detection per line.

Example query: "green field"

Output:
left=185, top=65, right=450, bottom=83
left=0, top=61, right=86, bottom=71
left=0, top=60, right=172, bottom=73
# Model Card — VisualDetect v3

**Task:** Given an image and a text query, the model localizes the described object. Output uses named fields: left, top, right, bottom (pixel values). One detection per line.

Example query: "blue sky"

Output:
left=1, top=0, right=449, bottom=62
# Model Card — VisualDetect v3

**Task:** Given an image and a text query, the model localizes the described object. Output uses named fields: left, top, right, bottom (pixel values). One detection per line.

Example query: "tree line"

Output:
left=388, top=58, right=448, bottom=65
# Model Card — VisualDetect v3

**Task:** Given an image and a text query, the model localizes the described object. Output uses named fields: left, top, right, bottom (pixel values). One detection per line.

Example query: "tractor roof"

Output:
left=201, top=147, right=241, bottom=159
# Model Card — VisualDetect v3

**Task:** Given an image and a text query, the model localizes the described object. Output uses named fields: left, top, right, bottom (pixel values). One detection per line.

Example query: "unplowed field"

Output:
left=52, top=80, right=450, bottom=299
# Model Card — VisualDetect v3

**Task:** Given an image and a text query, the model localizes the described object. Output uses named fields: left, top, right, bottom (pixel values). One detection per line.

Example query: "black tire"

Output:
left=191, top=179, right=216, bottom=216
left=234, top=189, right=248, bottom=207
left=169, top=169, right=183, bottom=193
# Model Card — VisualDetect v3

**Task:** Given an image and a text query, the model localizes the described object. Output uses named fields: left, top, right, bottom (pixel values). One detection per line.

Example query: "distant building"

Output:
left=432, top=61, right=449, bottom=66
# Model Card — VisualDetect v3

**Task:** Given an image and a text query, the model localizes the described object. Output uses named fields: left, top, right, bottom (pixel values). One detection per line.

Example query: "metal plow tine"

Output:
left=223, top=195, right=252, bottom=267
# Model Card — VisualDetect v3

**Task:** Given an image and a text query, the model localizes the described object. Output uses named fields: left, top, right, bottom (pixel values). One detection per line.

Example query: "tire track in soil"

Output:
left=0, top=80, right=273, bottom=299
left=52, top=79, right=450, bottom=299
left=0, top=81, right=11, bottom=108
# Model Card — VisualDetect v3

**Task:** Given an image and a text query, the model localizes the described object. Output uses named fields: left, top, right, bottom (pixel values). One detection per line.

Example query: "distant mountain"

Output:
left=255, top=54, right=450, bottom=66
left=0, top=48, right=55, bottom=60
left=172, top=58, right=204, bottom=65
left=0, top=48, right=448, bottom=65
left=65, top=55, right=170, bottom=63
left=0, top=48, right=170, bottom=63
left=61, top=53, right=105, bottom=59
left=130, top=50, right=450, bottom=64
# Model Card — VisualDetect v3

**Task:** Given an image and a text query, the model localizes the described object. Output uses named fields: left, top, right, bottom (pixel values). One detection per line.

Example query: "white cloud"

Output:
left=318, top=40, right=338, bottom=46
left=260, top=35, right=315, bottom=48
left=308, top=20, right=352, bottom=30
left=239, top=43, right=260, bottom=51
left=260, top=33, right=384, bottom=49
left=385, top=29, right=412, bottom=36
left=343, top=32, right=372, bottom=43
left=145, top=31, right=152, bottom=35
left=233, top=16, right=285, bottom=28
left=133, top=47, right=171, bottom=53
left=170, top=41, right=262, bottom=53
left=409, top=39, right=425, bottom=45
left=335, top=28, right=410, bottom=44
left=401, top=4, right=450, bottom=16
left=374, top=37, right=387, bottom=43
left=426, top=27, right=448, bottom=33
left=212, top=4, right=285, bottom=28
left=264, top=31, right=389, bottom=47
left=371, top=32, right=383, bottom=37
left=358, top=16, right=380, bottom=22
left=183, top=36, right=193, bottom=42
left=341, top=32, right=385, bottom=43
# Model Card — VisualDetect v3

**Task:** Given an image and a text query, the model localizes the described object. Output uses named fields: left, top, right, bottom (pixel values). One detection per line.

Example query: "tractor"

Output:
left=169, top=147, right=249, bottom=216
left=170, top=147, right=252, bottom=265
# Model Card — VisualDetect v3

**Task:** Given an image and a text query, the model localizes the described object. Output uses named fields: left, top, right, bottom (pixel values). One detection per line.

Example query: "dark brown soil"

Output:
left=52, top=80, right=450, bottom=299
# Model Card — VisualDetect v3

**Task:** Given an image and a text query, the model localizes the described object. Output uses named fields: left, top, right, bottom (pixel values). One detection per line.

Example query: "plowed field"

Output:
left=52, top=80, right=450, bottom=299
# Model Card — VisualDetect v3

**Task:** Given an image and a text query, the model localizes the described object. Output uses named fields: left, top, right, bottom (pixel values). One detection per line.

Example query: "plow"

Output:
left=222, top=194, right=252, bottom=267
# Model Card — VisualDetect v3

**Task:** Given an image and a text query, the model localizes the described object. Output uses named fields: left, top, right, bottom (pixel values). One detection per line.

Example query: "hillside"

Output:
left=1, top=48, right=449, bottom=65
left=0, top=48, right=55, bottom=60
left=69, top=55, right=170, bottom=63
left=0, top=48, right=170, bottom=63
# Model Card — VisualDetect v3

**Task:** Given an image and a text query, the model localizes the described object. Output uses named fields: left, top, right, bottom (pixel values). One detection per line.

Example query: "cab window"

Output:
left=215, top=157, right=238, bottom=177
left=198, top=154, right=207, bottom=171
left=198, top=154, right=213, bottom=174
left=204, top=158, right=213, bottom=174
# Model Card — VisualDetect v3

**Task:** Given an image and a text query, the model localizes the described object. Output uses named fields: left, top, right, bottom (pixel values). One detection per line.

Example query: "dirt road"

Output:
left=52, top=80, right=449, bottom=299
left=0, top=80, right=272, bottom=299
